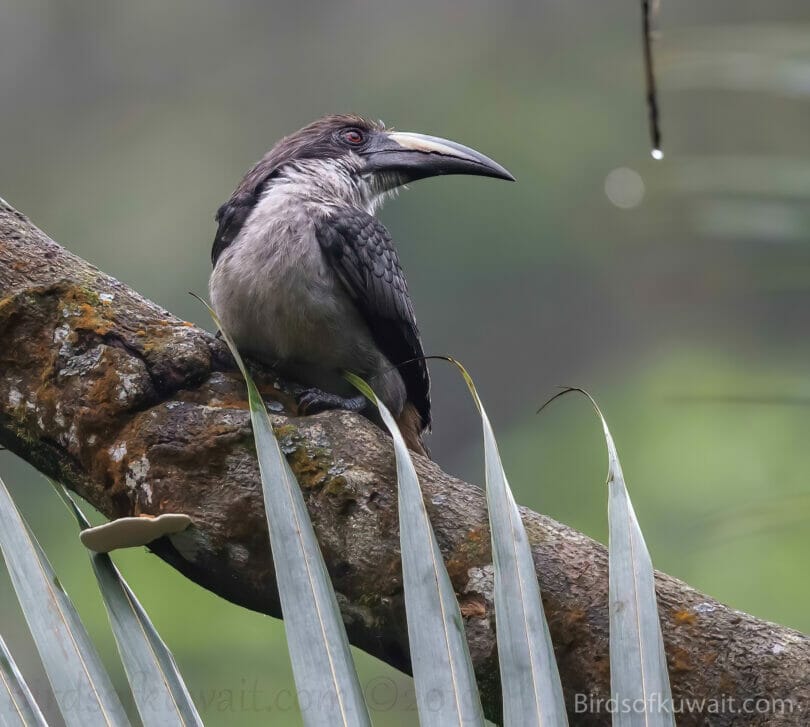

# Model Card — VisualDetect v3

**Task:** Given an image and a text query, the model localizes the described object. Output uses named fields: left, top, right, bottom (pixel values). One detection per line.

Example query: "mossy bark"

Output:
left=0, top=199, right=807, bottom=725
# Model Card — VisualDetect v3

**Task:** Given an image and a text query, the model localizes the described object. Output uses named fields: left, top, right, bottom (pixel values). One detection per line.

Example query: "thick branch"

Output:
left=0, top=199, right=807, bottom=725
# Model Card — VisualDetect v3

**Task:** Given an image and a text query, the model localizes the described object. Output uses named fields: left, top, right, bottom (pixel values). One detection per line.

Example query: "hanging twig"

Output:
left=642, top=0, right=663, bottom=159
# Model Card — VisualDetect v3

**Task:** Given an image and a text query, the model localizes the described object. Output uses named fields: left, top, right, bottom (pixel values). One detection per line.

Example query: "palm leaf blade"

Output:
left=204, top=301, right=370, bottom=727
left=0, top=634, right=48, bottom=727
left=451, top=361, right=567, bottom=726
left=0, top=475, right=129, bottom=727
left=607, top=459, right=674, bottom=727
left=348, top=373, right=484, bottom=727
left=551, top=390, right=675, bottom=727
left=55, top=485, right=203, bottom=727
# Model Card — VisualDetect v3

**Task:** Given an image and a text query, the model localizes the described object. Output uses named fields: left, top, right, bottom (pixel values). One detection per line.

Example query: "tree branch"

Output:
left=0, top=198, right=807, bottom=725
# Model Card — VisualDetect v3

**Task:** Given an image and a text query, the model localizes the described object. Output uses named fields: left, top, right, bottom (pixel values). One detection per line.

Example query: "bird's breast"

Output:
left=209, top=209, right=377, bottom=375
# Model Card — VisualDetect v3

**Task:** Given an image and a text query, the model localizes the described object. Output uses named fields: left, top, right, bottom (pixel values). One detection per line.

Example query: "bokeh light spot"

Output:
left=604, top=167, right=646, bottom=209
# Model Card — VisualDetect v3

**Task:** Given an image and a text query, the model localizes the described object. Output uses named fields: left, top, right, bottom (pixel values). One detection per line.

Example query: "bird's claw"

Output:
left=296, top=388, right=367, bottom=415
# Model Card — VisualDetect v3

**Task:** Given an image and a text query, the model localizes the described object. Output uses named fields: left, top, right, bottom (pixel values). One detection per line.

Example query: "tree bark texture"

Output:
left=0, top=198, right=807, bottom=725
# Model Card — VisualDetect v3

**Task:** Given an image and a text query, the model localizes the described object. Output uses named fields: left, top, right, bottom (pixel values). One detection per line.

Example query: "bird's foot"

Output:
left=296, top=388, right=367, bottom=415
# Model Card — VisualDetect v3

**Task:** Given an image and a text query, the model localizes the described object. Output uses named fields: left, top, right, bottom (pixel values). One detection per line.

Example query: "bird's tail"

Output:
left=396, top=402, right=430, bottom=459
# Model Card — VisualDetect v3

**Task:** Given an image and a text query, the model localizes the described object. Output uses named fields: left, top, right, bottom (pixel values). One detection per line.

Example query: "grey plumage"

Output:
left=210, top=115, right=513, bottom=453
left=210, top=155, right=413, bottom=419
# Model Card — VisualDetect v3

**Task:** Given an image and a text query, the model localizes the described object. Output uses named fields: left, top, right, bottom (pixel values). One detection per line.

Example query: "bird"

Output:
left=209, top=114, right=513, bottom=455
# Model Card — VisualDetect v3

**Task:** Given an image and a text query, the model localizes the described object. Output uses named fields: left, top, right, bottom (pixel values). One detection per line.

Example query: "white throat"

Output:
left=267, top=157, right=399, bottom=216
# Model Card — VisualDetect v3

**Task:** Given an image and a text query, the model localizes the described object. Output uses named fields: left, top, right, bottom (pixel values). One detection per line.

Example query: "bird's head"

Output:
left=212, top=114, right=514, bottom=263
left=237, top=114, right=513, bottom=208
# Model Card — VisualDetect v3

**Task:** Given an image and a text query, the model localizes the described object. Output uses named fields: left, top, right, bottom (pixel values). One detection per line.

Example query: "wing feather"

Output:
left=316, top=209, right=431, bottom=429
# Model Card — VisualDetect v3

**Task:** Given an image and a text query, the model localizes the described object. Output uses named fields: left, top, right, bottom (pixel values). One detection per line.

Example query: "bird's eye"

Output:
left=342, top=128, right=365, bottom=145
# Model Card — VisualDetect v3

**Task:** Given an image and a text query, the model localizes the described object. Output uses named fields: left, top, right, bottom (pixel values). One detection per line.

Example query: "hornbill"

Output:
left=210, top=115, right=513, bottom=455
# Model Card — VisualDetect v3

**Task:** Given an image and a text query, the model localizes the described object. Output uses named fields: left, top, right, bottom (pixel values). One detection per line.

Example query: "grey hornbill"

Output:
left=210, top=115, right=513, bottom=455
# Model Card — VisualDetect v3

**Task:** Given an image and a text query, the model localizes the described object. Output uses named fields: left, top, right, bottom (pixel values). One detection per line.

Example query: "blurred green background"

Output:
left=2, top=1, right=809, bottom=724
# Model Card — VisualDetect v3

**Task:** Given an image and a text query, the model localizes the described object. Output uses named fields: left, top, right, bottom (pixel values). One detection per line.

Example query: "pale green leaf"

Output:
left=347, top=372, right=485, bottom=727
left=0, top=634, right=47, bottom=727
left=54, top=484, right=203, bottom=727
left=545, top=389, right=675, bottom=727
left=449, top=359, right=567, bottom=727
left=200, top=298, right=370, bottom=727
left=0, top=474, right=129, bottom=727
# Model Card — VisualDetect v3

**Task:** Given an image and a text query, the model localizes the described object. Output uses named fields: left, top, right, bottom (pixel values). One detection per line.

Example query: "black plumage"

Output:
left=316, top=209, right=431, bottom=430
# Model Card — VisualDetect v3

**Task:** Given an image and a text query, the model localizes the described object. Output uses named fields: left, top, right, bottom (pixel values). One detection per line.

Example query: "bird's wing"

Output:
left=212, top=193, right=256, bottom=265
left=316, top=209, right=431, bottom=429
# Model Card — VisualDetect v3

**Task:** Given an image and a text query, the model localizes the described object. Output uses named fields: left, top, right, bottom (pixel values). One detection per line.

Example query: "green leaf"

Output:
left=545, top=389, right=675, bottom=727
left=200, top=297, right=370, bottom=727
left=347, top=372, right=485, bottom=727
left=53, top=483, right=203, bottom=727
left=604, top=429, right=675, bottom=725
left=0, top=634, right=48, bottom=727
left=0, top=474, right=129, bottom=727
left=447, top=359, right=567, bottom=727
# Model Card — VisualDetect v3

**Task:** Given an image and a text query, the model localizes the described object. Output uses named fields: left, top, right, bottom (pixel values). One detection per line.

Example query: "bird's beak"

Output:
left=360, top=130, right=515, bottom=185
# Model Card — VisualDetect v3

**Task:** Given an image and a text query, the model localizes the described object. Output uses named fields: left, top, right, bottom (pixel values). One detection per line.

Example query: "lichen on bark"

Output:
left=1, top=199, right=808, bottom=726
